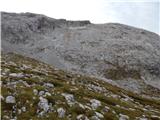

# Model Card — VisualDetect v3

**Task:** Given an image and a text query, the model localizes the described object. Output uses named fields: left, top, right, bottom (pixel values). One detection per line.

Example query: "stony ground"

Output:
left=1, top=53, right=160, bottom=120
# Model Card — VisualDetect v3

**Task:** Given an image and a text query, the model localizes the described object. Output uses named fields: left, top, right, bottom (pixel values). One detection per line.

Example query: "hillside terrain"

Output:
left=1, top=12, right=160, bottom=95
left=1, top=52, right=160, bottom=120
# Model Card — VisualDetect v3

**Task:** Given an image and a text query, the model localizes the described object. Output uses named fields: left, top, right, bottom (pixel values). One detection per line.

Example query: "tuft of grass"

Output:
left=104, top=68, right=141, bottom=80
left=103, top=111, right=118, bottom=120
left=69, top=104, right=86, bottom=115
left=113, top=106, right=142, bottom=119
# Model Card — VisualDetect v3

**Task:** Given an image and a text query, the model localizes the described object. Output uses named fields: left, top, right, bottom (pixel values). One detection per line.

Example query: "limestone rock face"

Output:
left=1, top=12, right=160, bottom=94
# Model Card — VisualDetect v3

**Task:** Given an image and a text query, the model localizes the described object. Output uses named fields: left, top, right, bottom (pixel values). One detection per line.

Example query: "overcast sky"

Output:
left=0, top=0, right=159, bottom=34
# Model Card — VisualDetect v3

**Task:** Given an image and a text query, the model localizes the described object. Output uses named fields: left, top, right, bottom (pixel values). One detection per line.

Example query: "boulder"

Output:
left=90, top=99, right=101, bottom=110
left=5, top=96, right=15, bottom=103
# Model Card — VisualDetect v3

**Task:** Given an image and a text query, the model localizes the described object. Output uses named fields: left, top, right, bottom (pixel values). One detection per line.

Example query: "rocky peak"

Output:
left=1, top=12, right=91, bottom=44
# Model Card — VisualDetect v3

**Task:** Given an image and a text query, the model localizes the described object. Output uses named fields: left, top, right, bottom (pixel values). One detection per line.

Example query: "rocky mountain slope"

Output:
left=1, top=52, right=160, bottom=120
left=1, top=12, right=160, bottom=96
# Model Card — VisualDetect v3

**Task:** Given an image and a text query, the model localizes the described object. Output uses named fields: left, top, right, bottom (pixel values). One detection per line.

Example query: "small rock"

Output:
left=30, top=103, right=33, bottom=107
left=103, top=106, right=110, bottom=112
left=76, top=114, right=89, bottom=120
left=0, top=95, right=4, bottom=101
left=90, top=99, right=101, bottom=110
left=84, top=105, right=91, bottom=110
left=139, top=118, right=148, bottom=120
left=78, top=103, right=85, bottom=109
left=26, top=100, right=29, bottom=103
left=142, top=108, right=148, bottom=111
left=62, top=93, right=75, bottom=106
left=57, top=107, right=66, bottom=118
left=22, top=64, right=30, bottom=69
left=33, top=89, right=38, bottom=95
left=38, top=111, right=45, bottom=117
left=9, top=73, right=24, bottom=78
left=87, top=84, right=106, bottom=93
left=91, top=116, right=100, bottom=120
left=116, top=105, right=120, bottom=108
left=128, top=108, right=135, bottom=111
left=77, top=114, right=83, bottom=120
left=7, top=81, right=17, bottom=86
left=3, top=115, right=10, bottom=119
left=0, top=81, right=2, bottom=86
left=119, top=114, right=129, bottom=120
left=151, top=115, right=160, bottom=119
left=77, top=75, right=81, bottom=77
left=33, top=97, right=36, bottom=100
left=44, top=83, right=54, bottom=88
left=12, top=105, right=16, bottom=112
left=10, top=118, right=16, bottom=120
left=9, top=61, right=17, bottom=66
left=22, top=81, right=30, bottom=87
left=5, top=96, right=15, bottom=103
left=110, top=94, right=118, bottom=98
left=38, top=97, right=50, bottom=112
left=95, top=112, right=104, bottom=118
left=4, top=68, right=10, bottom=73
left=18, top=109, right=22, bottom=114
left=71, top=80, right=76, bottom=85
left=45, top=92, right=51, bottom=96
left=39, top=91, right=45, bottom=96
left=112, top=110, right=116, bottom=114
left=21, top=106, right=26, bottom=112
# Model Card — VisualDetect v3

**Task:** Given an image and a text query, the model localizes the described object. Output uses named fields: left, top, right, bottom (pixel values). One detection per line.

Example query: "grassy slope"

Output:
left=1, top=53, right=160, bottom=120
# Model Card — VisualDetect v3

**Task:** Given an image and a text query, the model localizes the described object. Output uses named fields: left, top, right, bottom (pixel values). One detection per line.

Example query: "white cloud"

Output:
left=101, top=1, right=159, bottom=34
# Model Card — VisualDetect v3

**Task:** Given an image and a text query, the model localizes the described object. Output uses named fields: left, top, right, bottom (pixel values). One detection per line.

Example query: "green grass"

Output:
left=104, top=68, right=141, bottom=80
